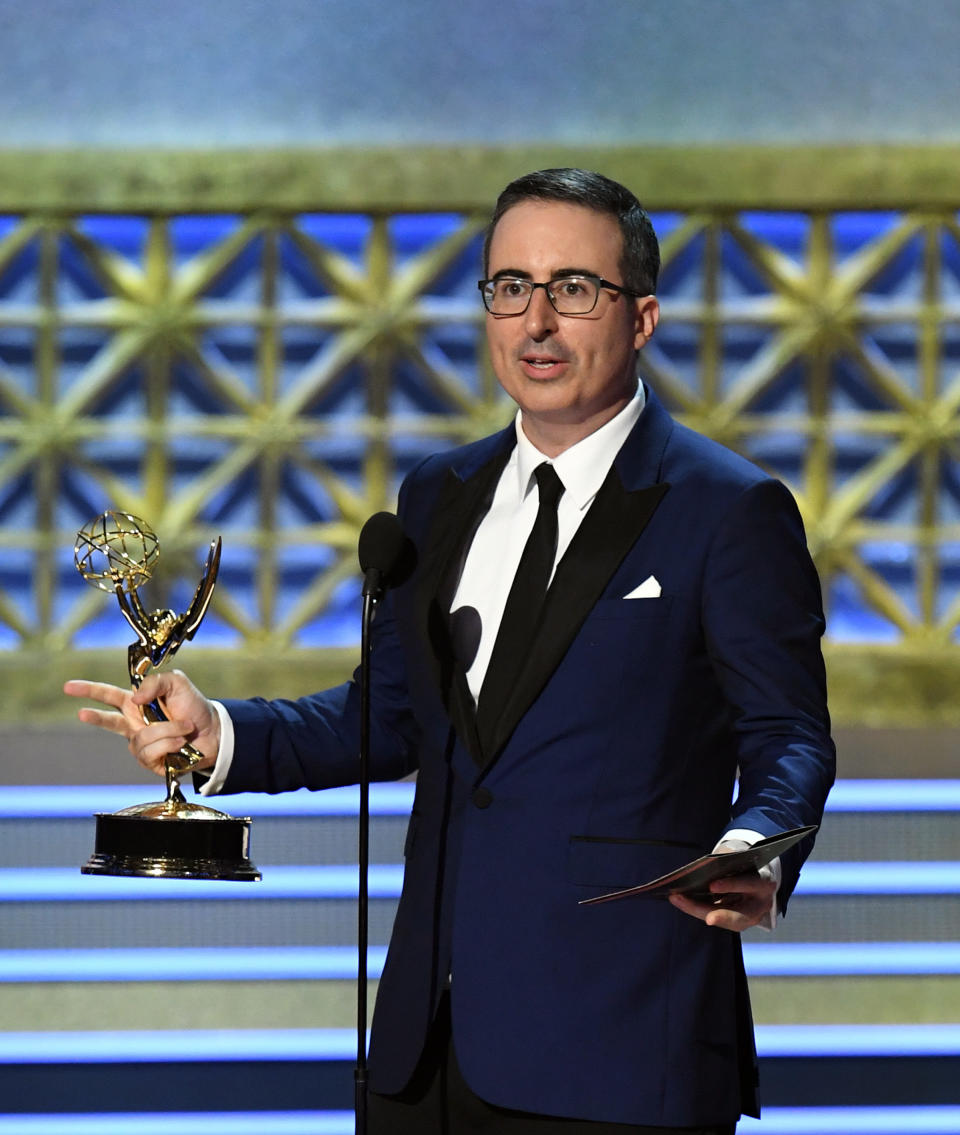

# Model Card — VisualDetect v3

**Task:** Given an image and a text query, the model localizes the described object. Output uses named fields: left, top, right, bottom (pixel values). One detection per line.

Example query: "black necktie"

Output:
left=477, top=462, right=565, bottom=738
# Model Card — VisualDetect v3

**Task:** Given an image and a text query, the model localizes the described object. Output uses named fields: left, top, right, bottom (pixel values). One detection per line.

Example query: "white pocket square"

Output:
left=623, top=575, right=661, bottom=599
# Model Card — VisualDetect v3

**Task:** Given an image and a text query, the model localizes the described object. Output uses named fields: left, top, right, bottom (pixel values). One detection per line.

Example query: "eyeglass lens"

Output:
left=483, top=277, right=600, bottom=315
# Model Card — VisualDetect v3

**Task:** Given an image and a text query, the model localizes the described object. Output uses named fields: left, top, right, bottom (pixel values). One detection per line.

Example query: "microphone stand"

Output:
left=355, top=577, right=380, bottom=1135
left=353, top=512, right=405, bottom=1135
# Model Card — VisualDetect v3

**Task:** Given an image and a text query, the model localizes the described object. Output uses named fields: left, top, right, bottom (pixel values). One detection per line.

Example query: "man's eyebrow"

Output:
left=489, top=267, right=599, bottom=281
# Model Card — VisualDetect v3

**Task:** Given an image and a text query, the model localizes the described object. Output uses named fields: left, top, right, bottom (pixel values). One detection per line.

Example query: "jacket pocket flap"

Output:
left=567, top=836, right=704, bottom=889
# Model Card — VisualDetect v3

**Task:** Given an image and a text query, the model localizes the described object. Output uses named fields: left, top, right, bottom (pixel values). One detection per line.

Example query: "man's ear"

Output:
left=633, top=296, right=660, bottom=349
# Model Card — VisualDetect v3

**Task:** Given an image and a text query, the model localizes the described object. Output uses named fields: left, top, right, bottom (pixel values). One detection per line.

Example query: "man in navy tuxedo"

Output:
left=67, top=169, right=835, bottom=1133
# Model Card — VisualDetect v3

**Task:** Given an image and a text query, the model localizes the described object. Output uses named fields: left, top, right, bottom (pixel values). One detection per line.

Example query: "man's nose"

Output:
left=523, top=285, right=559, bottom=338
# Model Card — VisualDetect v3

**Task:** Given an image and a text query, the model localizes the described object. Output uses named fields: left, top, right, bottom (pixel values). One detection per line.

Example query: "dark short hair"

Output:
left=482, top=168, right=660, bottom=295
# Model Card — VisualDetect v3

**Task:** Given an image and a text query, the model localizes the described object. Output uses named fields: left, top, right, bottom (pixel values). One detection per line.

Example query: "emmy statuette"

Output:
left=74, top=511, right=260, bottom=880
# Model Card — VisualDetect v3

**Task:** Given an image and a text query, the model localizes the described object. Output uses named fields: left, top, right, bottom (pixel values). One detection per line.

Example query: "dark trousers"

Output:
left=367, top=994, right=737, bottom=1135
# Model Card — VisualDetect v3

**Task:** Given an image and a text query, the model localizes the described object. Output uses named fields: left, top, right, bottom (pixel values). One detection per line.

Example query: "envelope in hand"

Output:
left=623, top=575, right=661, bottom=599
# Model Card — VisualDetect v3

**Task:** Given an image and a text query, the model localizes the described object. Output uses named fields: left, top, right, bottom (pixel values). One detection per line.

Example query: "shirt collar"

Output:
left=513, top=385, right=646, bottom=511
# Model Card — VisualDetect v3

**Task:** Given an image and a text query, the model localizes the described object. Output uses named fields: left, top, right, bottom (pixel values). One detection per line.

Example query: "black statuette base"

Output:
left=82, top=812, right=262, bottom=881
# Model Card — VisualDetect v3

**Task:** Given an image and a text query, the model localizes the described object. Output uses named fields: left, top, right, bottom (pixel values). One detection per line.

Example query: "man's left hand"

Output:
left=668, top=867, right=777, bottom=932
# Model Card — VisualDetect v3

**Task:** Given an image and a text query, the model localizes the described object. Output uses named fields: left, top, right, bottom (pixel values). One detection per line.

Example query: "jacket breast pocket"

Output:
left=588, top=596, right=674, bottom=622
left=577, top=597, right=675, bottom=657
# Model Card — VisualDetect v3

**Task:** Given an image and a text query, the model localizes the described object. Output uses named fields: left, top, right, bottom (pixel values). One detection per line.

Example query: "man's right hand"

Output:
left=63, top=670, right=221, bottom=778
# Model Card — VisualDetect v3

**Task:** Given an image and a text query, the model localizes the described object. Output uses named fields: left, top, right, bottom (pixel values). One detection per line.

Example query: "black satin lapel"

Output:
left=447, top=666, right=483, bottom=764
left=481, top=473, right=670, bottom=763
left=416, top=449, right=511, bottom=764
left=414, top=470, right=474, bottom=626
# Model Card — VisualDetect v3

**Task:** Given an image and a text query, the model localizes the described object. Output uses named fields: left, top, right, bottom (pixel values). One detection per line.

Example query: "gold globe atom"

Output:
left=74, top=511, right=160, bottom=594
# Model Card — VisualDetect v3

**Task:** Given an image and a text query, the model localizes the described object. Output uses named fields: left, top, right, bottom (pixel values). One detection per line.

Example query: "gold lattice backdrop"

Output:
left=1, top=150, right=960, bottom=722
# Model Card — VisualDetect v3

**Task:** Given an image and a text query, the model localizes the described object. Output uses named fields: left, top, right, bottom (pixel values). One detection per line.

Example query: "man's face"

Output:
left=484, top=199, right=659, bottom=448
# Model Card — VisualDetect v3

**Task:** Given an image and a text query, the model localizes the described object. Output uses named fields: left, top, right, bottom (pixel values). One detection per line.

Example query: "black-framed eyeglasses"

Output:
left=477, top=275, right=643, bottom=316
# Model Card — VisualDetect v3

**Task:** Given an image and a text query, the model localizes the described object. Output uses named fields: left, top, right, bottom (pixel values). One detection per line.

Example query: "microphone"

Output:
left=358, top=511, right=406, bottom=599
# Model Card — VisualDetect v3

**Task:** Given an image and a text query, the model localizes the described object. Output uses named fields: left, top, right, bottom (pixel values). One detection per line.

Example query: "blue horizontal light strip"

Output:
left=795, top=861, right=960, bottom=894
left=2, top=941, right=956, bottom=984
left=0, top=865, right=404, bottom=901
left=0, top=783, right=416, bottom=819
left=0, top=1029, right=356, bottom=1063
left=736, top=1107, right=960, bottom=1134
left=825, top=780, right=960, bottom=812
left=2, top=1112, right=960, bottom=1135
left=743, top=941, right=960, bottom=975
left=0, top=1114, right=959, bottom=1135
left=3, top=778, right=959, bottom=817
left=0, top=1115, right=354, bottom=1135
left=0, top=946, right=388, bottom=983
left=0, top=1024, right=954, bottom=1064
left=755, top=1023, right=960, bottom=1056
left=3, top=860, right=955, bottom=901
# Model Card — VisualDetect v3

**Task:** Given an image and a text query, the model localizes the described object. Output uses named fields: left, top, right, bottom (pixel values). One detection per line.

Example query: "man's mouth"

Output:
left=521, top=354, right=568, bottom=370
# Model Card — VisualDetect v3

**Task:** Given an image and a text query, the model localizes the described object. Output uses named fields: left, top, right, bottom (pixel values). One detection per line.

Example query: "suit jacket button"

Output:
left=472, top=787, right=493, bottom=809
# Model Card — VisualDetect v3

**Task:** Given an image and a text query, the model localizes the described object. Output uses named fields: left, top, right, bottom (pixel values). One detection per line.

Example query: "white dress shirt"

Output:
left=451, top=386, right=646, bottom=702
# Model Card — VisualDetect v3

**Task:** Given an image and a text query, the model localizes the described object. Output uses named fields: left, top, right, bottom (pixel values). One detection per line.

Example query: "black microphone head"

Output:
left=358, top=511, right=406, bottom=578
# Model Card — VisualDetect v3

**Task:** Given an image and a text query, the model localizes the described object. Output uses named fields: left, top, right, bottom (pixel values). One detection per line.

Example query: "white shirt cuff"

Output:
left=712, top=827, right=780, bottom=932
left=197, top=700, right=235, bottom=797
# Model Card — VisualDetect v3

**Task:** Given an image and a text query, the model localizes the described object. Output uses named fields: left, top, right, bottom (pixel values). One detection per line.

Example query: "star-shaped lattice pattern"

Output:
left=0, top=211, right=505, bottom=650
left=1, top=207, right=960, bottom=653
left=647, top=209, right=960, bottom=646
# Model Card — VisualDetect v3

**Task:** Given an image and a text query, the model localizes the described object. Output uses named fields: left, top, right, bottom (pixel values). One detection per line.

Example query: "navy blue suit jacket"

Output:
left=220, top=388, right=835, bottom=1127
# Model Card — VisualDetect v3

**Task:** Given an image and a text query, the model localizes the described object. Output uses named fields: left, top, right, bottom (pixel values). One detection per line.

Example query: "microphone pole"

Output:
left=355, top=513, right=405, bottom=1135
left=356, top=583, right=374, bottom=1135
